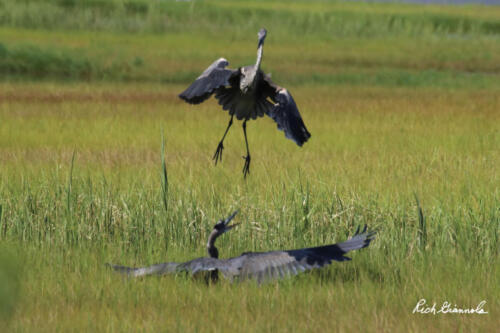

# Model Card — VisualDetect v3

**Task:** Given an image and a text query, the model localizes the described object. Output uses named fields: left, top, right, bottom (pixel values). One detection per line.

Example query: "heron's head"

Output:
left=212, top=210, right=240, bottom=237
left=207, top=210, right=239, bottom=258
left=258, top=28, right=267, bottom=47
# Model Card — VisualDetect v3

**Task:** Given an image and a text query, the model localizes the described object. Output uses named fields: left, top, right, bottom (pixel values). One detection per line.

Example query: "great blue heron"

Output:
left=179, top=28, right=311, bottom=178
left=109, top=211, right=376, bottom=284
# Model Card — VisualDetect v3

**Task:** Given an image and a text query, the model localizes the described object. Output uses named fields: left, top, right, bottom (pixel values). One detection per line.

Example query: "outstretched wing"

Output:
left=107, top=257, right=230, bottom=278
left=179, top=58, right=238, bottom=104
left=106, top=262, right=180, bottom=278
left=262, top=75, right=311, bottom=146
left=109, top=226, right=376, bottom=284
left=227, top=225, right=376, bottom=283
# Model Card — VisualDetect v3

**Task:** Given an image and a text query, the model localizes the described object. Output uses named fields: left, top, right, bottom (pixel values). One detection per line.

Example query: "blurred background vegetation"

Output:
left=0, top=0, right=499, bottom=86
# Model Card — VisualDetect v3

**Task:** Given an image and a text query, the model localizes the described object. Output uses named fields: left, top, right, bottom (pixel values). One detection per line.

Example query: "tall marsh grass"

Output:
left=1, top=83, right=497, bottom=263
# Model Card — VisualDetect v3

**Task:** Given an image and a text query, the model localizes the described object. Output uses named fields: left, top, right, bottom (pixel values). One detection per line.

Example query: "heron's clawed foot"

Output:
left=242, top=154, right=251, bottom=178
left=213, top=142, right=224, bottom=165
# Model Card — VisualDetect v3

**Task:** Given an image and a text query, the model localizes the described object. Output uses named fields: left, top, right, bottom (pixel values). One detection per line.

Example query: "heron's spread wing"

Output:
left=108, top=257, right=229, bottom=278
left=107, top=262, right=180, bottom=278
left=226, top=225, right=376, bottom=283
left=262, top=75, right=311, bottom=146
left=177, top=257, right=226, bottom=275
left=179, top=58, right=238, bottom=104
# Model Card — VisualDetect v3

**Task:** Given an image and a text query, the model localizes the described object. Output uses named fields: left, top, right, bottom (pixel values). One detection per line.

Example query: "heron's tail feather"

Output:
left=215, top=87, right=273, bottom=120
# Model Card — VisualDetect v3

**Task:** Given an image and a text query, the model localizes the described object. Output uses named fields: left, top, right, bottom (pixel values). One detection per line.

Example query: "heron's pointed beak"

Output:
left=223, top=210, right=239, bottom=233
left=222, top=223, right=240, bottom=234
left=257, top=28, right=267, bottom=47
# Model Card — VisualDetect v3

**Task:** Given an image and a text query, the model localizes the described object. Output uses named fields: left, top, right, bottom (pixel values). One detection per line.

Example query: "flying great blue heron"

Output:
left=179, top=28, right=311, bottom=178
left=109, top=211, right=376, bottom=284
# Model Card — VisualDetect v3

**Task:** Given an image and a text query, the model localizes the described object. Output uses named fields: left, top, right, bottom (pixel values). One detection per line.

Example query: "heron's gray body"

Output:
left=215, top=68, right=273, bottom=121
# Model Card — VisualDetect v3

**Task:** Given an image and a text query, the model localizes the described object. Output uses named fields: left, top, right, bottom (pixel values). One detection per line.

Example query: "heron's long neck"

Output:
left=255, top=42, right=264, bottom=70
left=207, top=230, right=219, bottom=258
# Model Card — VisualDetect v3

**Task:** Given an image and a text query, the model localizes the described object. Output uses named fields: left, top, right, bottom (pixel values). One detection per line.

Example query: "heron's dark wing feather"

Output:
left=179, top=58, right=238, bottom=104
left=230, top=226, right=376, bottom=283
left=261, top=75, right=311, bottom=146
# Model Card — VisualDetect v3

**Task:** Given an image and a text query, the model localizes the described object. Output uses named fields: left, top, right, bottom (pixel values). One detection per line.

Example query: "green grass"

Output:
left=0, top=0, right=499, bottom=331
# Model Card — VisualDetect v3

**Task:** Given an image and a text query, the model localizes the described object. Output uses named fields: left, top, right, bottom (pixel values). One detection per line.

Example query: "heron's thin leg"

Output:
left=213, top=115, right=233, bottom=165
left=242, top=120, right=251, bottom=178
left=208, top=270, right=219, bottom=285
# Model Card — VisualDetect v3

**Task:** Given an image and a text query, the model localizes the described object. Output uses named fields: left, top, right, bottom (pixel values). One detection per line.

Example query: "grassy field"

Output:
left=0, top=0, right=499, bottom=331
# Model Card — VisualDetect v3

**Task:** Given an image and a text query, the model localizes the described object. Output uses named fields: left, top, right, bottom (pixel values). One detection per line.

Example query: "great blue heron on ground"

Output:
left=109, top=211, right=376, bottom=284
left=179, top=28, right=311, bottom=178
